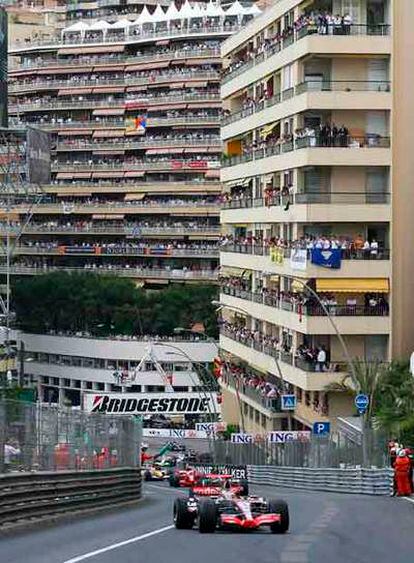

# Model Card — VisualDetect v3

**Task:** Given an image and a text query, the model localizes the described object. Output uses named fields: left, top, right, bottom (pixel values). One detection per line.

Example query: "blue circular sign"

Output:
left=355, top=394, right=369, bottom=411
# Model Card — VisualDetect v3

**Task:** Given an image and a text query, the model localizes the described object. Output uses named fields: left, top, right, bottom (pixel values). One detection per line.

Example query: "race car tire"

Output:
left=169, top=473, right=180, bottom=487
left=198, top=499, right=217, bottom=533
left=144, top=470, right=152, bottom=482
left=173, top=498, right=194, bottom=529
left=239, top=479, right=249, bottom=496
left=268, top=499, right=289, bottom=534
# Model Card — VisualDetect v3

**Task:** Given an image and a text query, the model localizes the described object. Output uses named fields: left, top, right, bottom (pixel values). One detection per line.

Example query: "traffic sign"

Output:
left=312, top=422, right=330, bottom=437
left=355, top=394, right=369, bottom=414
left=281, top=394, right=296, bottom=411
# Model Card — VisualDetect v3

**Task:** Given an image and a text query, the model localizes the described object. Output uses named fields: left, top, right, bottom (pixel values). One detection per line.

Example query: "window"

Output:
left=283, top=64, right=293, bottom=90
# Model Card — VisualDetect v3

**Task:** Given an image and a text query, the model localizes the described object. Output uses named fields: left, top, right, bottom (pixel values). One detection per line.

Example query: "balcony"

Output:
left=11, top=246, right=219, bottom=259
left=222, top=81, right=391, bottom=140
left=0, top=265, right=219, bottom=281
left=222, top=23, right=391, bottom=94
left=10, top=24, right=240, bottom=53
left=220, top=287, right=390, bottom=335
left=8, top=93, right=221, bottom=115
left=51, top=160, right=220, bottom=173
left=221, top=244, right=390, bottom=279
left=10, top=48, right=221, bottom=72
left=0, top=225, right=221, bottom=237
left=220, top=330, right=346, bottom=392
left=55, top=137, right=222, bottom=152
left=221, top=370, right=283, bottom=415
left=9, top=72, right=221, bottom=94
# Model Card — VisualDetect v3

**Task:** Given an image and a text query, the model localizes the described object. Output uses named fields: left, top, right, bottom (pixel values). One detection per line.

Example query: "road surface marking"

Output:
left=62, top=525, right=174, bottom=563
left=401, top=496, right=414, bottom=504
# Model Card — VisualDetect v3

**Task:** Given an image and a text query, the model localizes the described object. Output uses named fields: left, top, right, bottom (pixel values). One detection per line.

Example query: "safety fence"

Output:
left=0, top=468, right=142, bottom=529
left=212, top=433, right=388, bottom=469
left=0, top=400, right=141, bottom=472
left=247, top=465, right=393, bottom=496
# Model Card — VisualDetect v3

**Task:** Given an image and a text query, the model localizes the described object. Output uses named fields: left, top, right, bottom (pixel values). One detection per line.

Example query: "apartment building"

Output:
left=6, top=2, right=260, bottom=286
left=218, top=0, right=412, bottom=433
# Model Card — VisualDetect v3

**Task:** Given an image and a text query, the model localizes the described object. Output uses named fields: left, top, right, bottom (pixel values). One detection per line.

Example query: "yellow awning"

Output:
left=316, top=278, right=389, bottom=293
left=260, top=122, right=277, bottom=139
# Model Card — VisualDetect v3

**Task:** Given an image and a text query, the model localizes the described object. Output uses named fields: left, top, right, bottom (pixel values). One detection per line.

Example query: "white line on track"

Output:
left=401, top=496, right=414, bottom=504
left=62, top=525, right=174, bottom=563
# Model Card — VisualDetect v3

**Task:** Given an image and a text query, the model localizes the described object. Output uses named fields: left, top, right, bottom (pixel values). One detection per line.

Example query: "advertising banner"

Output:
left=289, top=248, right=307, bottom=271
left=270, top=247, right=284, bottom=264
left=193, top=464, right=247, bottom=479
left=142, top=428, right=209, bottom=439
left=85, top=392, right=220, bottom=415
left=231, top=431, right=311, bottom=444
left=26, top=127, right=51, bottom=185
left=311, top=248, right=342, bottom=269
left=195, top=422, right=227, bottom=434
left=0, top=8, right=7, bottom=128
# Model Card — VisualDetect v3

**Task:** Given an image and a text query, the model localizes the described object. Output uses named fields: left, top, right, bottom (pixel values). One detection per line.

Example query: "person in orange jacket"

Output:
left=395, top=449, right=412, bottom=496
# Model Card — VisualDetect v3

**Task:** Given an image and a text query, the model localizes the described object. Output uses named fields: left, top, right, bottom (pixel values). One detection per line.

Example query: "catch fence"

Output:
left=212, top=431, right=388, bottom=469
left=0, top=400, right=141, bottom=473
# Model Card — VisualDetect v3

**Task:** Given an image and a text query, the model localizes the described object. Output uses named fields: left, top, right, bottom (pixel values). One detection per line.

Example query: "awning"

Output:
left=92, top=150, right=125, bottom=156
left=126, top=85, right=148, bottom=92
left=58, top=129, right=93, bottom=136
left=91, top=172, right=120, bottom=179
left=155, top=39, right=170, bottom=46
left=92, top=87, right=125, bottom=94
left=316, top=278, right=390, bottom=293
left=37, top=67, right=93, bottom=75
left=187, top=81, right=208, bottom=88
left=149, top=103, right=187, bottom=111
left=58, top=88, right=92, bottom=96
left=93, top=108, right=125, bottom=116
left=261, top=122, right=278, bottom=139
left=227, top=177, right=252, bottom=188
left=124, top=193, right=145, bottom=201
left=56, top=173, right=73, bottom=180
left=93, top=214, right=125, bottom=219
left=58, top=45, right=125, bottom=55
left=126, top=61, right=170, bottom=72
left=205, top=170, right=220, bottom=178
left=56, top=191, right=91, bottom=197
left=93, top=65, right=124, bottom=72
left=93, top=130, right=125, bottom=138
left=188, top=102, right=220, bottom=108
left=72, top=172, right=92, bottom=179
left=124, top=171, right=145, bottom=178
left=169, top=82, right=185, bottom=89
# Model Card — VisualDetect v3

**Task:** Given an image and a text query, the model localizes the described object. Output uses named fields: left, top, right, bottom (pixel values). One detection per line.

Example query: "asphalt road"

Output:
left=1, top=482, right=414, bottom=563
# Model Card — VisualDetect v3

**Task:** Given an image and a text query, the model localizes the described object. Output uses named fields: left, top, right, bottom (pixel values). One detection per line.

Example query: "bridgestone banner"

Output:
left=26, top=127, right=51, bottom=185
left=85, top=393, right=219, bottom=415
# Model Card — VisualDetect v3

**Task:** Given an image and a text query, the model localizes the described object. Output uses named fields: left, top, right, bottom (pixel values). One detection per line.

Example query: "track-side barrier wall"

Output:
left=247, top=465, right=393, bottom=496
left=0, top=467, right=142, bottom=529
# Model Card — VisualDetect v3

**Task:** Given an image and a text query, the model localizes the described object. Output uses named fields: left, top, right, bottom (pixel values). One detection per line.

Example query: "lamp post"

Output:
left=152, top=341, right=220, bottom=460
left=173, top=326, right=247, bottom=432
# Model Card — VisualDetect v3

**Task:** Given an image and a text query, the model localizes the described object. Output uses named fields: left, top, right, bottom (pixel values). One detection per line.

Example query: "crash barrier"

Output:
left=0, top=400, right=141, bottom=472
left=247, top=465, right=393, bottom=496
left=0, top=467, right=142, bottom=529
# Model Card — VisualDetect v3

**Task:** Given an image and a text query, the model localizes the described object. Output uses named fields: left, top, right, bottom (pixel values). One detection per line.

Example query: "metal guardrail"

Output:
left=0, top=468, right=142, bottom=529
left=247, top=465, right=392, bottom=496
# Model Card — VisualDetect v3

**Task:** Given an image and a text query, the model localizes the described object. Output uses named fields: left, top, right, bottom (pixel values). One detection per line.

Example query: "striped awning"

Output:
left=316, top=278, right=389, bottom=293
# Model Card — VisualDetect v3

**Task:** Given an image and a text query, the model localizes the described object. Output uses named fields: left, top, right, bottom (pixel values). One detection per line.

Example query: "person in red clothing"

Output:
left=395, top=449, right=412, bottom=496
left=140, top=444, right=153, bottom=466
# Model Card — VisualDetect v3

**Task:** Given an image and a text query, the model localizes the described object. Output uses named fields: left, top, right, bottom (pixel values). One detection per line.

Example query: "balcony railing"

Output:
left=55, top=137, right=222, bottom=151
left=9, top=93, right=221, bottom=115
left=10, top=48, right=221, bottom=72
left=51, top=160, right=220, bottom=172
left=11, top=246, right=219, bottom=258
left=9, top=72, right=221, bottom=93
left=223, top=136, right=391, bottom=167
left=0, top=225, right=221, bottom=236
left=221, top=243, right=390, bottom=260
left=10, top=201, right=220, bottom=212
left=221, top=286, right=390, bottom=317
left=222, top=23, right=391, bottom=84
left=221, top=80, right=391, bottom=127
left=10, top=24, right=240, bottom=51
left=221, top=191, right=390, bottom=209
left=220, top=328, right=348, bottom=374
left=0, top=265, right=219, bottom=280
left=221, top=370, right=282, bottom=413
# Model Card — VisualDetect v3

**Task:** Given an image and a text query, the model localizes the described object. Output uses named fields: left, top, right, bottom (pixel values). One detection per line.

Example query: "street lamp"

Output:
left=152, top=341, right=220, bottom=459
left=213, top=299, right=293, bottom=430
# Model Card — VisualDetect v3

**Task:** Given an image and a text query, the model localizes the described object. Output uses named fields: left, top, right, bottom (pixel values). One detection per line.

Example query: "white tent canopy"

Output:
left=133, top=5, right=153, bottom=25
left=204, top=1, right=225, bottom=17
left=179, top=0, right=194, bottom=19
left=191, top=2, right=206, bottom=18
left=62, top=21, right=90, bottom=34
left=88, top=20, right=112, bottom=31
left=225, top=0, right=248, bottom=16
left=243, top=4, right=262, bottom=15
left=152, top=5, right=168, bottom=22
left=166, top=2, right=181, bottom=20
left=110, top=18, right=133, bottom=29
